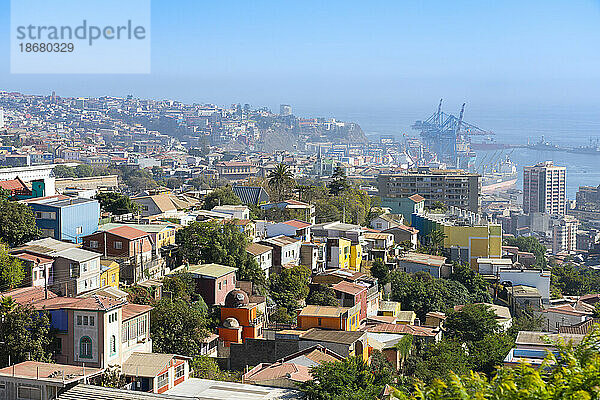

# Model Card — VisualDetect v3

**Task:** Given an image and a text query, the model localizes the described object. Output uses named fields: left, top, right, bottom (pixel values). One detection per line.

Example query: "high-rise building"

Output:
left=280, top=104, right=292, bottom=116
left=523, top=161, right=566, bottom=215
left=552, top=215, right=578, bottom=254
left=0, top=109, right=4, bottom=129
left=377, top=167, right=481, bottom=213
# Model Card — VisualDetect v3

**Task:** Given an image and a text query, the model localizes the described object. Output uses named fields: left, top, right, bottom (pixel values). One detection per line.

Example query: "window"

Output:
left=122, top=322, right=128, bottom=343
left=83, top=316, right=88, bottom=325
left=175, top=364, right=185, bottom=379
left=75, top=226, right=83, bottom=235
left=218, top=282, right=222, bottom=290
left=32, top=270, right=37, bottom=281
left=114, top=241, right=123, bottom=250
left=110, top=335, right=116, bottom=355
left=89, top=316, right=94, bottom=326
left=82, top=262, right=87, bottom=273
left=90, top=240, right=99, bottom=248
left=40, top=228, right=55, bottom=238
left=318, top=318, right=322, bottom=326
left=77, top=315, right=82, bottom=325
left=79, top=336, right=92, bottom=359
left=111, top=275, right=116, bottom=283
left=157, top=372, right=168, bottom=388
left=17, top=385, right=41, bottom=400
left=35, top=211, right=56, bottom=220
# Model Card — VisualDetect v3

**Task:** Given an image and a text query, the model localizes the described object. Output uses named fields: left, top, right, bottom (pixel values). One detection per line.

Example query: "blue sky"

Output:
left=1, top=0, right=599, bottom=117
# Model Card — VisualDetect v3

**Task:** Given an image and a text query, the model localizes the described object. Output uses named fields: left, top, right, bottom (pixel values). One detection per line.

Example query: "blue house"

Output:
left=24, top=195, right=100, bottom=243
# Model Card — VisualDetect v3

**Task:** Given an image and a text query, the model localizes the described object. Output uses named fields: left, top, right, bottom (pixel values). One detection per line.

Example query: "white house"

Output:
left=540, top=304, right=592, bottom=333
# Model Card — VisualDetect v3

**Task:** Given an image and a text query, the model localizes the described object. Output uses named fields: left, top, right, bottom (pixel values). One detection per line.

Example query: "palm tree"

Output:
left=427, top=229, right=447, bottom=255
left=268, top=163, right=294, bottom=201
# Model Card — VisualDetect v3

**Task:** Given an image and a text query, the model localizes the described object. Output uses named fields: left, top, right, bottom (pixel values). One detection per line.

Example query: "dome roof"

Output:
left=224, top=289, right=250, bottom=308
left=223, top=317, right=240, bottom=328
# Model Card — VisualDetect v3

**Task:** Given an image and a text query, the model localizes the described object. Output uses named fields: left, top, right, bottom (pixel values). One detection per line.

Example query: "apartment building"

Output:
left=377, top=167, right=481, bottom=213
left=552, top=215, right=578, bottom=254
left=523, top=161, right=566, bottom=216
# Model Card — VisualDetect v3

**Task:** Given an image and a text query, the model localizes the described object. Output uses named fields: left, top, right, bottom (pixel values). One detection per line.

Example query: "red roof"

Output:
left=108, top=226, right=150, bottom=240
left=33, top=295, right=125, bottom=311
left=282, top=219, right=312, bottom=229
left=331, top=281, right=367, bottom=296
left=0, top=178, right=27, bottom=191
left=122, top=303, right=153, bottom=321
left=12, top=252, right=54, bottom=264
left=0, top=287, right=57, bottom=305
left=365, top=323, right=438, bottom=337
left=408, top=194, right=425, bottom=203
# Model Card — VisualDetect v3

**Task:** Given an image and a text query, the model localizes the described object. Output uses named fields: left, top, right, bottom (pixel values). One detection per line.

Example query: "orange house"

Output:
left=218, top=289, right=264, bottom=346
left=296, top=304, right=361, bottom=331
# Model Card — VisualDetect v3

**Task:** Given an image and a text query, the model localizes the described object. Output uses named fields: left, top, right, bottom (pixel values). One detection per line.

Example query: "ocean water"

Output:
left=295, top=104, right=600, bottom=199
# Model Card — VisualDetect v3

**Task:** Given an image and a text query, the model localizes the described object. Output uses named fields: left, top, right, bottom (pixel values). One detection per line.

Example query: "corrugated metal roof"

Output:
left=122, top=353, right=177, bottom=378
left=54, top=248, right=101, bottom=262
left=57, top=384, right=195, bottom=400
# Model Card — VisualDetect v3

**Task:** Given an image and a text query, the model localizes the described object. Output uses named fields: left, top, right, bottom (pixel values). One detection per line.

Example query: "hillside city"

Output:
left=0, top=90, right=598, bottom=399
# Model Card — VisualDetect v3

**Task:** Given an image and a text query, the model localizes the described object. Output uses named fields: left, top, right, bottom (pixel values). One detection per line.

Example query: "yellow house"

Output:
left=100, top=260, right=119, bottom=288
left=99, top=222, right=178, bottom=249
left=377, top=300, right=402, bottom=318
left=349, top=244, right=362, bottom=271
left=327, top=238, right=352, bottom=270
left=412, top=213, right=502, bottom=270
left=443, top=224, right=502, bottom=269
left=396, top=310, right=417, bottom=325
left=297, top=304, right=361, bottom=331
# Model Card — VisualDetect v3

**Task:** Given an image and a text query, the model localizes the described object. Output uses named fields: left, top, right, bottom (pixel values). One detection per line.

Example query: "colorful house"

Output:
left=377, top=301, right=402, bottom=319
left=326, top=238, right=352, bottom=270
left=172, top=263, right=237, bottom=306
left=331, top=281, right=368, bottom=323
left=100, top=259, right=120, bottom=288
left=122, top=352, right=191, bottom=394
left=412, top=211, right=502, bottom=269
left=24, top=195, right=100, bottom=243
left=218, top=289, right=264, bottom=346
left=296, top=304, right=361, bottom=331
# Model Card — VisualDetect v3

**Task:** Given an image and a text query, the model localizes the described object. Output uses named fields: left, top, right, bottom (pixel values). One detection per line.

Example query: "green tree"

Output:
left=101, top=366, right=126, bottom=388
left=504, top=235, right=547, bottom=269
left=328, top=166, right=350, bottom=196
left=268, top=163, right=295, bottom=201
left=269, top=265, right=311, bottom=322
left=0, top=197, right=41, bottom=247
left=467, top=332, right=514, bottom=376
left=177, top=221, right=266, bottom=288
left=410, top=339, right=471, bottom=384
left=390, top=271, right=471, bottom=320
left=370, top=258, right=391, bottom=286
left=551, top=262, right=588, bottom=296
left=53, top=164, right=76, bottom=178
left=445, top=303, right=500, bottom=343
left=150, top=298, right=209, bottom=357
left=0, top=298, right=53, bottom=367
left=425, top=230, right=446, bottom=256
left=306, top=284, right=339, bottom=306
left=191, top=356, right=240, bottom=382
left=449, top=262, right=492, bottom=303
left=300, top=356, right=391, bottom=400
left=202, top=186, right=242, bottom=210
left=75, top=164, right=94, bottom=178
left=392, top=327, right=600, bottom=399
left=161, top=272, right=197, bottom=302
left=0, top=242, right=25, bottom=289
left=164, top=177, right=183, bottom=189
left=95, top=192, right=140, bottom=215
